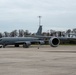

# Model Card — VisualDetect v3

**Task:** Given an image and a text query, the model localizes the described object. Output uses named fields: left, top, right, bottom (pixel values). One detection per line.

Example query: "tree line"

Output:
left=0, top=28, right=76, bottom=38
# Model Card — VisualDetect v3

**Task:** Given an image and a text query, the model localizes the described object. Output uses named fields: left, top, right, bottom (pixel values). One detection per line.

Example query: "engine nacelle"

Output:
left=49, top=37, right=60, bottom=47
left=23, top=41, right=31, bottom=48
left=25, top=41, right=31, bottom=45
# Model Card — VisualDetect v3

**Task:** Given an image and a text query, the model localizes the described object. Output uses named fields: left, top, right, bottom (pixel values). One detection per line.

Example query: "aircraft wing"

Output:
left=58, top=37, right=76, bottom=41
left=15, top=41, right=31, bottom=44
left=15, top=40, right=44, bottom=45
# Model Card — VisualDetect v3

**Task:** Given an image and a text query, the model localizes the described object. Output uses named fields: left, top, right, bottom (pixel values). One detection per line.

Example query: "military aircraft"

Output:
left=0, top=25, right=76, bottom=48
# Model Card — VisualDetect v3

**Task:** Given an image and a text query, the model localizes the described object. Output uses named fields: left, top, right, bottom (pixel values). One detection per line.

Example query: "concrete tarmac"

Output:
left=0, top=45, right=76, bottom=75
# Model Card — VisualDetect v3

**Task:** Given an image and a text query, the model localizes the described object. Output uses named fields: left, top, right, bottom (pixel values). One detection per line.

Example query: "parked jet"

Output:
left=0, top=25, right=76, bottom=48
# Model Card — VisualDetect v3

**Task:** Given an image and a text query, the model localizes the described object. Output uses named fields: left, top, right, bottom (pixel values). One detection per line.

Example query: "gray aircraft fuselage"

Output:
left=0, top=37, right=44, bottom=48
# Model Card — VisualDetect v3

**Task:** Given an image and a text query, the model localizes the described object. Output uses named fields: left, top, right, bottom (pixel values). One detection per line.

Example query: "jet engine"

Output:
left=49, top=37, right=60, bottom=47
left=23, top=41, right=31, bottom=48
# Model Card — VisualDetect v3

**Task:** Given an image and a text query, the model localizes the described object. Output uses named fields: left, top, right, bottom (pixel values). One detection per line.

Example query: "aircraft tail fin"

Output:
left=36, top=25, right=42, bottom=35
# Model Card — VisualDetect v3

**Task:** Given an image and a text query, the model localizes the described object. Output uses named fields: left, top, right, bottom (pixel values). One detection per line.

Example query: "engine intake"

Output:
left=49, top=37, right=60, bottom=47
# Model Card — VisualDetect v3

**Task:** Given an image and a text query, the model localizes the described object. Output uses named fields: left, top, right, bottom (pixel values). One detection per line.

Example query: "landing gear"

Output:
left=15, top=44, right=19, bottom=47
left=23, top=43, right=29, bottom=48
left=3, top=44, right=6, bottom=48
left=0, top=46, right=2, bottom=48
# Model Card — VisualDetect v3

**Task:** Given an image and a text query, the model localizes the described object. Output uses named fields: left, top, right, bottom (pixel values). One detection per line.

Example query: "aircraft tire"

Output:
left=23, top=43, right=29, bottom=48
left=15, top=44, right=19, bottom=47
left=3, top=44, right=6, bottom=48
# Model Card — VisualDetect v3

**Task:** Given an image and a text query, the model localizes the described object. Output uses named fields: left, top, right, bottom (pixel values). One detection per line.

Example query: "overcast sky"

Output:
left=0, top=0, right=76, bottom=33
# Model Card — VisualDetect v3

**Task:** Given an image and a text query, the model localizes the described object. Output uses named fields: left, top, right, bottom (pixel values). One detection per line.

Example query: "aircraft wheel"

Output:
left=23, top=43, right=29, bottom=48
left=15, top=44, right=19, bottom=47
left=3, top=44, right=6, bottom=48
left=0, top=46, right=2, bottom=48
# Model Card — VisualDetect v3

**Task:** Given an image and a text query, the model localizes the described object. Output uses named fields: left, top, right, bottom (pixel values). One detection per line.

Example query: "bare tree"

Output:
left=66, top=29, right=71, bottom=37
left=73, top=28, right=76, bottom=33
left=0, top=32, right=2, bottom=38
left=19, top=29, right=24, bottom=37
left=24, top=30, right=30, bottom=37
left=57, top=31, right=62, bottom=37
left=42, top=32, right=47, bottom=36
left=10, top=30, right=18, bottom=37
left=4, top=32, right=9, bottom=37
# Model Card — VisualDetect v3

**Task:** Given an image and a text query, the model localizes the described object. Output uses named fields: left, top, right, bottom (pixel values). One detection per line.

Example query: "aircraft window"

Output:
left=0, top=39, right=2, bottom=41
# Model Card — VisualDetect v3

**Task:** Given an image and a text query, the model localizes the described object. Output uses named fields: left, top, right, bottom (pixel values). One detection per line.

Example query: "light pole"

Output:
left=38, top=16, right=42, bottom=26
